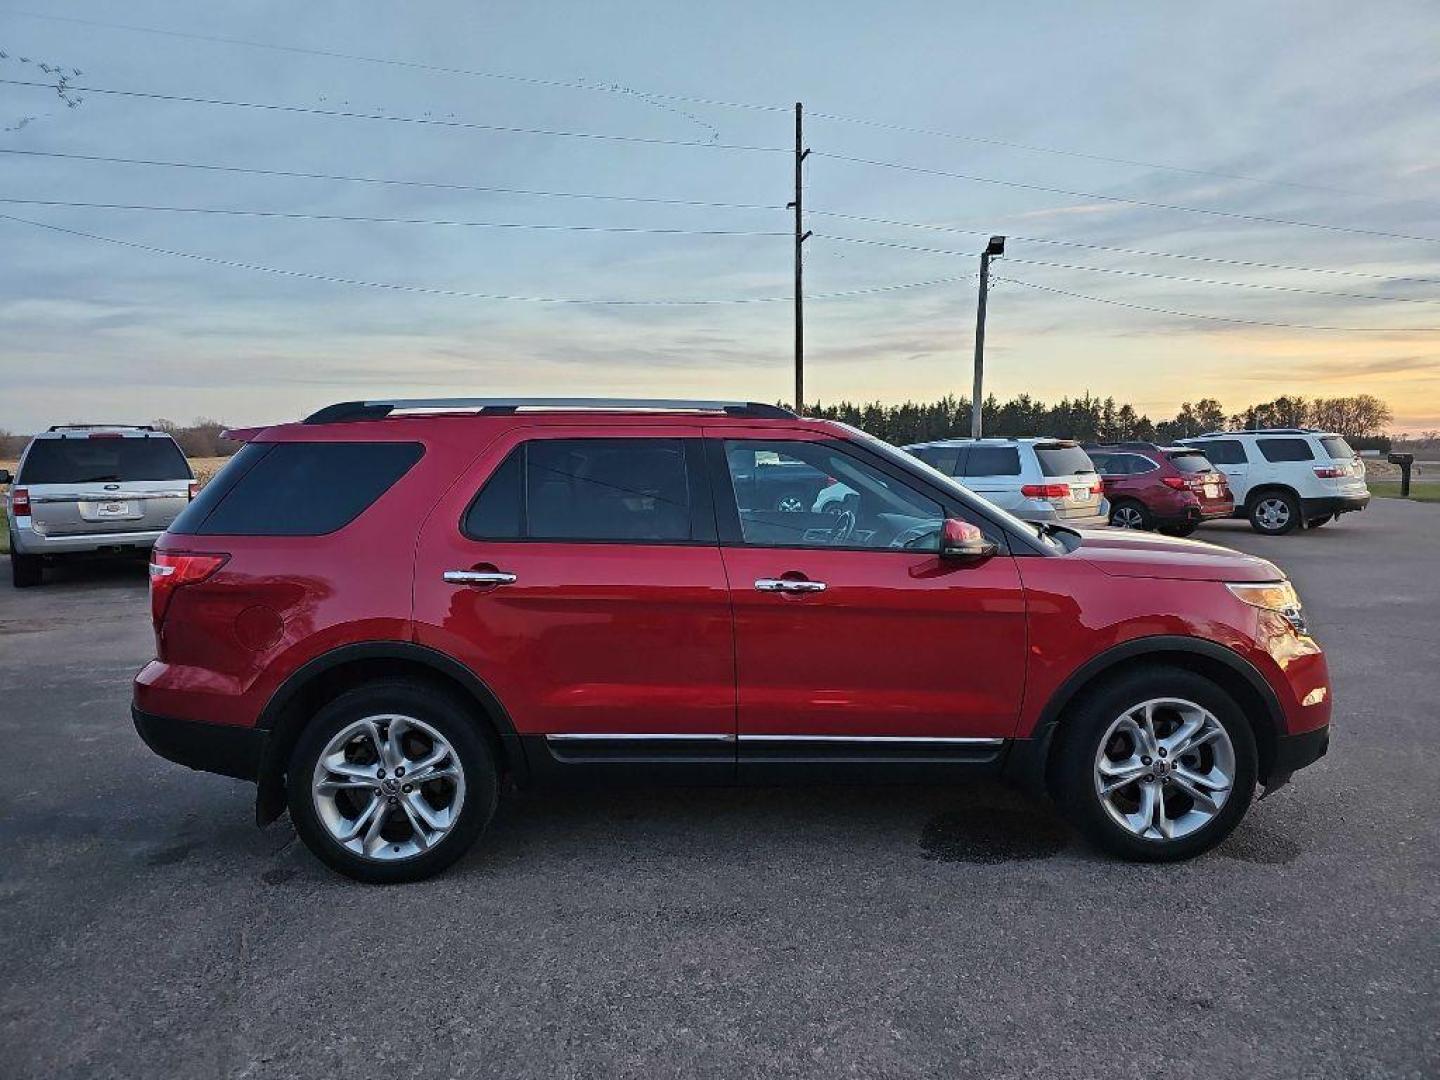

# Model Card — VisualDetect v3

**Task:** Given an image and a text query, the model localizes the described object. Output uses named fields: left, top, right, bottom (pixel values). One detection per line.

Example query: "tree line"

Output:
left=805, top=393, right=1395, bottom=449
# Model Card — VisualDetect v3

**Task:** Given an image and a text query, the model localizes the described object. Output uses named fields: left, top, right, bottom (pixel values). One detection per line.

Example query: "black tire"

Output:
left=1108, top=500, right=1153, bottom=531
left=1053, top=666, right=1258, bottom=862
left=10, top=548, right=42, bottom=588
left=1247, top=489, right=1300, bottom=535
left=1306, top=515, right=1332, bottom=529
left=287, top=680, right=498, bottom=884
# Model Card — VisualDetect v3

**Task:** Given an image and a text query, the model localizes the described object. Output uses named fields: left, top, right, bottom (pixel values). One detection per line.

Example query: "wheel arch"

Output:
left=1015, top=636, right=1285, bottom=794
left=1243, top=483, right=1299, bottom=511
left=253, top=641, right=526, bottom=824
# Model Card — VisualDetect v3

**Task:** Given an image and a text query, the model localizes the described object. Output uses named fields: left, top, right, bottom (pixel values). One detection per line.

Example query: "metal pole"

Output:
left=970, top=251, right=992, bottom=439
left=791, top=102, right=810, bottom=415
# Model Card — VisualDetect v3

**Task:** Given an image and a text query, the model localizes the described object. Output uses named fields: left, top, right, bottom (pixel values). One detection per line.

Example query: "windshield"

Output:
left=1320, top=436, right=1355, bottom=460
left=1167, top=451, right=1215, bottom=474
left=836, top=424, right=1063, bottom=551
left=1035, top=443, right=1096, bottom=477
left=18, top=436, right=192, bottom=484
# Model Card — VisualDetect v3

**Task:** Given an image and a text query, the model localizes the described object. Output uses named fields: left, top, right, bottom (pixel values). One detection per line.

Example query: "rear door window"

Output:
left=19, top=436, right=191, bottom=484
left=962, top=446, right=1022, bottom=477
left=1319, top=436, right=1355, bottom=460
left=1199, top=439, right=1248, bottom=465
left=1034, top=444, right=1095, bottom=476
left=1257, top=438, right=1314, bottom=463
left=171, top=441, right=422, bottom=536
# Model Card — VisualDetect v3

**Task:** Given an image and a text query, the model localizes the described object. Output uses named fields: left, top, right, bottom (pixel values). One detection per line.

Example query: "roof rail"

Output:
left=46, top=423, right=157, bottom=432
left=302, top=398, right=796, bottom=424
left=1194, top=427, right=1318, bottom=437
left=1082, top=440, right=1161, bottom=451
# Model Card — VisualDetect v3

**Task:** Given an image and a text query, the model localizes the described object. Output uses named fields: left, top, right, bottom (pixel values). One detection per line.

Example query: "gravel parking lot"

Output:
left=2, top=501, right=1436, bottom=1080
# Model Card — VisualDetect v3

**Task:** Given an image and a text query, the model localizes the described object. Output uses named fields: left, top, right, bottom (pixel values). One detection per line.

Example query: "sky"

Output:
left=1, top=1, right=1438, bottom=434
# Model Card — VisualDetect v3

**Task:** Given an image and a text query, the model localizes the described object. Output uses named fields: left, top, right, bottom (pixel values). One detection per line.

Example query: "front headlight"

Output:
left=1227, top=580, right=1307, bottom=634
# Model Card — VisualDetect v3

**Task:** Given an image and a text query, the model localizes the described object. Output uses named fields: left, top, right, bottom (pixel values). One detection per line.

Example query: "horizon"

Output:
left=2, top=2, right=1437, bottom=433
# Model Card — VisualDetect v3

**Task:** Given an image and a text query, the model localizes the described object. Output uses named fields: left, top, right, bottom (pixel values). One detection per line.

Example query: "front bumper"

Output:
left=132, top=705, right=265, bottom=782
left=1266, top=724, right=1330, bottom=791
left=1301, top=494, right=1370, bottom=518
left=11, top=522, right=164, bottom=556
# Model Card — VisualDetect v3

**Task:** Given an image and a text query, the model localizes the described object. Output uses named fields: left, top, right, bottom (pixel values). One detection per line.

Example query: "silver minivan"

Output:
left=2, top=425, right=195, bottom=587
left=904, top=437, right=1108, bottom=527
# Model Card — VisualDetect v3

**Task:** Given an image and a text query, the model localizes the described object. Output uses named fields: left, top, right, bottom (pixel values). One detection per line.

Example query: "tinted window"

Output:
left=1257, top=438, right=1314, bottom=463
left=1122, top=454, right=1159, bottom=474
left=913, top=445, right=961, bottom=475
left=1167, top=451, right=1215, bottom=474
left=19, top=435, right=190, bottom=484
left=1320, top=436, right=1355, bottom=460
left=962, top=446, right=1022, bottom=477
left=1199, top=439, right=1248, bottom=465
left=172, top=441, right=422, bottom=536
left=526, top=439, right=690, bottom=542
left=723, top=439, right=944, bottom=551
left=1034, top=444, right=1096, bottom=477
left=463, top=446, right=523, bottom=539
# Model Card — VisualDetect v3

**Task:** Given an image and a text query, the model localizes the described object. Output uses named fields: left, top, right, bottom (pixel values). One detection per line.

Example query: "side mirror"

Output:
left=0, top=469, right=11, bottom=486
left=940, top=518, right=997, bottom=561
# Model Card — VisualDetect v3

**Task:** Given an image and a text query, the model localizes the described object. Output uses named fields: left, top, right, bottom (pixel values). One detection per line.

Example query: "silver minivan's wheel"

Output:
left=1055, top=667, right=1257, bottom=862
left=288, top=681, right=497, bottom=883
left=1249, top=491, right=1299, bottom=535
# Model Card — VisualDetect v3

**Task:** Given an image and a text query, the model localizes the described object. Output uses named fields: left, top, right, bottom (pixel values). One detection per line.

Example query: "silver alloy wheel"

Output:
left=1093, top=698, right=1235, bottom=842
left=311, top=714, right=466, bottom=861
left=776, top=494, right=806, bottom=513
left=1112, top=505, right=1146, bottom=529
left=1255, top=497, right=1291, bottom=531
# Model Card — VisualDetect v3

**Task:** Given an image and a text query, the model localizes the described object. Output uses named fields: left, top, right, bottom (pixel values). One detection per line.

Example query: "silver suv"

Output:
left=903, top=437, right=1108, bottom=528
left=2, top=425, right=195, bottom=588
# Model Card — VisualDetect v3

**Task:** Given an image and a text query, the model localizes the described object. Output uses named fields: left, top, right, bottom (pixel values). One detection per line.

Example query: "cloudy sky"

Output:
left=2, top=1, right=1437, bottom=434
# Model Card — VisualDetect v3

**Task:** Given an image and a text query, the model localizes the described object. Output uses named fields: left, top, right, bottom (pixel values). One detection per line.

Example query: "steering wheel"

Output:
left=890, top=523, right=939, bottom=550
left=829, top=508, right=857, bottom=544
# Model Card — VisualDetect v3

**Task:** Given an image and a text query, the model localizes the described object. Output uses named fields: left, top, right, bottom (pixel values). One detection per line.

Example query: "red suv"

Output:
left=133, top=399, right=1331, bottom=882
left=1085, top=442, right=1234, bottom=535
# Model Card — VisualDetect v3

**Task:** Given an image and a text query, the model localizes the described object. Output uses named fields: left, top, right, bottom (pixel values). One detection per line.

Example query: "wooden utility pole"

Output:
left=970, top=236, right=1006, bottom=438
left=790, top=102, right=811, bottom=415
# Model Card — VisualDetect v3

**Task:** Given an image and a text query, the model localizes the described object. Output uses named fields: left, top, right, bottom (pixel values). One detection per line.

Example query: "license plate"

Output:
left=1070, top=485, right=1090, bottom=501
left=97, top=501, right=130, bottom=517
left=1203, top=484, right=1219, bottom=498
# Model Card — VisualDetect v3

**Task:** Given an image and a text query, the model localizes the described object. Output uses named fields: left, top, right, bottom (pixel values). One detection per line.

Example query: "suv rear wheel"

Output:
left=1109, top=500, right=1152, bottom=531
left=10, top=549, right=42, bottom=588
left=287, top=680, right=498, bottom=883
left=1248, top=490, right=1300, bottom=535
left=1054, top=667, right=1257, bottom=861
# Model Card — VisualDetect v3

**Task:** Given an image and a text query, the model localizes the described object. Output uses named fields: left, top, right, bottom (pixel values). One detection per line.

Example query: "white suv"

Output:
left=1177, top=429, right=1370, bottom=535
left=899, top=437, right=1107, bottom=527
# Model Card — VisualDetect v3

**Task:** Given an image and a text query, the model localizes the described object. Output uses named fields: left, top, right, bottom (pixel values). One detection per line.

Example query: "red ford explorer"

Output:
left=133, top=398, right=1331, bottom=883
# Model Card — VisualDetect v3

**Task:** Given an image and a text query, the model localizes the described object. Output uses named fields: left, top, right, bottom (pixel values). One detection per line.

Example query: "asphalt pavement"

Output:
left=1, top=500, right=1436, bottom=1079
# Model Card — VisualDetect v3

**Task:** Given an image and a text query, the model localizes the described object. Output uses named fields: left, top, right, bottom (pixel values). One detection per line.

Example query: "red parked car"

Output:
left=133, top=399, right=1330, bottom=882
left=1085, top=442, right=1234, bottom=535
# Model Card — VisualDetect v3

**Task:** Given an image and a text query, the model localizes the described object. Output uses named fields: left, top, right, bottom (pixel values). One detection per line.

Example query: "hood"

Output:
left=1074, top=528, right=1283, bottom=582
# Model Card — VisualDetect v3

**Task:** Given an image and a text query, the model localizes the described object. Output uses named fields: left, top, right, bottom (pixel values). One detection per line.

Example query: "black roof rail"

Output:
left=46, top=423, right=157, bottom=432
left=1081, top=440, right=1161, bottom=452
left=301, top=397, right=796, bottom=424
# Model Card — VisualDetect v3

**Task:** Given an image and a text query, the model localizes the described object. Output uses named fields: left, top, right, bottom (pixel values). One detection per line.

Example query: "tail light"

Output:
left=149, top=551, right=228, bottom=628
left=1020, top=483, right=1069, bottom=499
left=10, top=486, right=30, bottom=517
left=1090, top=480, right=1103, bottom=495
left=1161, top=476, right=1187, bottom=490
left=187, top=481, right=199, bottom=500
left=1313, top=465, right=1346, bottom=479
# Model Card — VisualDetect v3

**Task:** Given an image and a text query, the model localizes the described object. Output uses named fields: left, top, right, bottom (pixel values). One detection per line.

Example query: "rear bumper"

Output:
left=1301, top=494, right=1370, bottom=517
left=132, top=705, right=265, bottom=782
left=11, top=522, right=164, bottom=556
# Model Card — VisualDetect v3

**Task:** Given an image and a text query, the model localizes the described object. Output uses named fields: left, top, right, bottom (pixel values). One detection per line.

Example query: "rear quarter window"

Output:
left=1257, top=438, right=1315, bottom=463
left=1034, top=444, right=1095, bottom=477
left=1320, top=436, right=1355, bottom=460
left=18, top=435, right=191, bottom=484
left=170, top=441, right=422, bottom=536
left=1166, top=452, right=1215, bottom=474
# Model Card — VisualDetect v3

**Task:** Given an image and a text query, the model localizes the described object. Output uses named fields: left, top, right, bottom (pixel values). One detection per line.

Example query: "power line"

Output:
left=994, top=276, right=1440, bottom=332
left=0, top=197, right=788, bottom=236
left=1002, top=256, right=1439, bottom=305
left=811, top=151, right=1440, bottom=245
left=0, top=212, right=965, bottom=303
left=817, top=230, right=1440, bottom=285
left=3, top=7, right=1383, bottom=200
left=0, top=78, right=789, bottom=153
left=0, top=148, right=783, bottom=211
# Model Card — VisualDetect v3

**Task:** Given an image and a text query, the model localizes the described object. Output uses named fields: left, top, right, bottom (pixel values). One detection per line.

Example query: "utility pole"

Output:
left=789, top=102, right=811, bottom=415
left=970, top=235, right=1006, bottom=438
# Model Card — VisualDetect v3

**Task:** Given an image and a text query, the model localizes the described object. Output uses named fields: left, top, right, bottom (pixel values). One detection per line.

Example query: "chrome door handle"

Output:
left=443, top=570, right=517, bottom=586
left=755, top=577, right=826, bottom=594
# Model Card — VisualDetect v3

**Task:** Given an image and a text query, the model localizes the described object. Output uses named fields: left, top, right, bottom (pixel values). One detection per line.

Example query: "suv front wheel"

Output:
left=287, top=680, right=498, bottom=883
left=10, top=548, right=43, bottom=588
left=1248, top=490, right=1300, bottom=535
left=1055, top=667, right=1257, bottom=861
